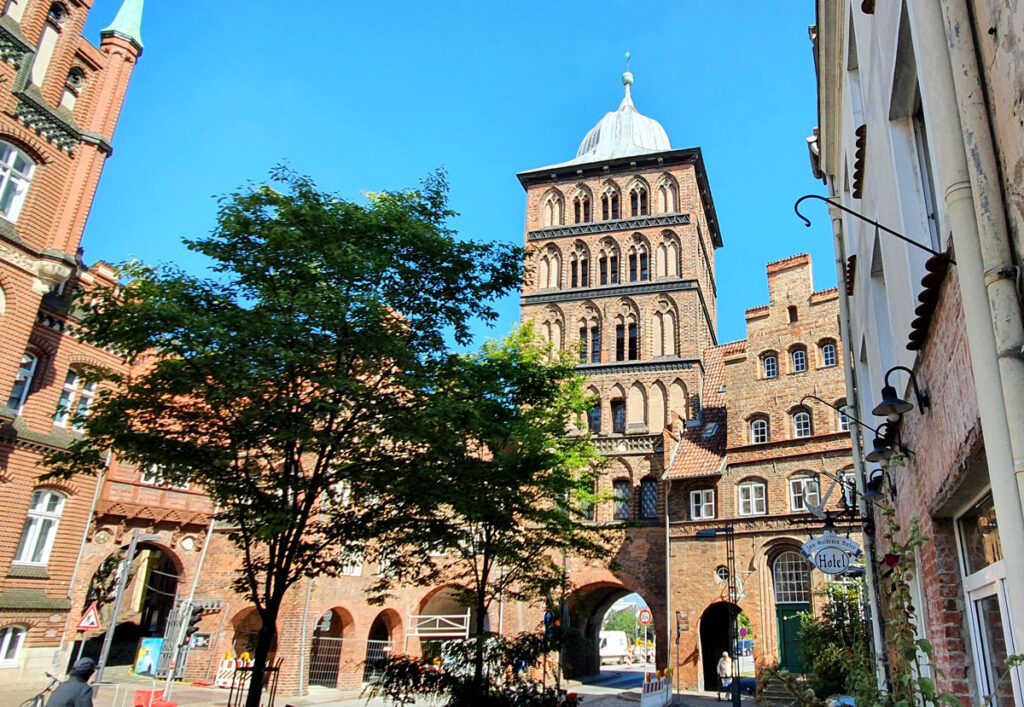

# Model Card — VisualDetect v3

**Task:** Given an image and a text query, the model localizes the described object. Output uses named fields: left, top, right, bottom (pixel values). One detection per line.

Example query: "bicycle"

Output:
left=19, top=671, right=60, bottom=707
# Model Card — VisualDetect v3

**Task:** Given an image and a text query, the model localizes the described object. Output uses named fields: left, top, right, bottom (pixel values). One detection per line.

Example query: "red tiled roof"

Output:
left=664, top=345, right=728, bottom=479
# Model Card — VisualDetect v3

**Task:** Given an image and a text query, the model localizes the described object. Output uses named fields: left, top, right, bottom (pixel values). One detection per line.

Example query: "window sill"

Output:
left=7, top=564, right=50, bottom=579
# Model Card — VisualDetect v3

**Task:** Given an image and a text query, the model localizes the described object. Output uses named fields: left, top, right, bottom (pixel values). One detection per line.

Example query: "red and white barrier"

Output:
left=640, top=673, right=672, bottom=707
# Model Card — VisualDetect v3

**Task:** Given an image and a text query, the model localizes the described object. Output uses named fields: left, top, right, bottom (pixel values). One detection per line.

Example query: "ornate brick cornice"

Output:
left=522, top=279, right=697, bottom=305
left=593, top=434, right=663, bottom=456
left=527, top=213, right=691, bottom=241
left=576, top=358, right=700, bottom=377
left=0, top=17, right=32, bottom=67
left=13, top=87, right=81, bottom=154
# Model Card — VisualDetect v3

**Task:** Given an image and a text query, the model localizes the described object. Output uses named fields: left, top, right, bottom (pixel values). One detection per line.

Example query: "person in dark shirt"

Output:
left=47, top=657, right=96, bottom=707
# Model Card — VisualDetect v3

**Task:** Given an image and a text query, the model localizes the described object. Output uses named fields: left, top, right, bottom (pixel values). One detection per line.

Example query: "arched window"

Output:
left=836, top=400, right=850, bottom=432
left=793, top=410, right=812, bottom=438
left=773, top=551, right=812, bottom=603
left=611, top=399, right=626, bottom=433
left=601, top=188, right=620, bottom=220
left=762, top=354, right=778, bottom=379
left=14, top=489, right=66, bottom=565
left=737, top=479, right=767, bottom=516
left=640, top=479, right=658, bottom=519
left=6, top=351, right=38, bottom=413
left=629, top=186, right=648, bottom=216
left=658, top=179, right=678, bottom=213
left=613, top=479, right=631, bottom=520
left=588, top=398, right=601, bottom=433
left=750, top=417, right=769, bottom=444
left=627, top=243, right=649, bottom=283
left=789, top=474, right=820, bottom=511
left=791, top=347, right=807, bottom=373
left=0, top=625, right=27, bottom=667
left=573, top=193, right=591, bottom=224
left=578, top=312, right=600, bottom=364
left=820, top=340, right=838, bottom=367
left=569, top=245, right=589, bottom=289
left=0, top=141, right=36, bottom=222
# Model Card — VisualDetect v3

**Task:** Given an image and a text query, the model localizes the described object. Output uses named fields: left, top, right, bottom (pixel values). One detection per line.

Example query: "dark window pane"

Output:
left=580, top=259, right=589, bottom=288
left=640, top=253, right=648, bottom=281
left=574, top=201, right=581, bottom=224
left=583, top=200, right=591, bottom=222
left=640, top=191, right=648, bottom=215
left=610, top=256, right=619, bottom=284
left=611, top=400, right=626, bottom=433
left=614, top=480, right=631, bottom=519
left=628, top=324, right=638, bottom=360
left=599, top=257, right=607, bottom=285
left=570, top=261, right=578, bottom=288
left=590, top=326, right=600, bottom=363
left=629, top=254, right=637, bottom=282
left=579, top=328, right=587, bottom=363
left=611, top=195, right=619, bottom=219
left=616, top=325, right=625, bottom=361
left=630, top=191, right=639, bottom=216
left=588, top=404, right=601, bottom=433
left=641, top=480, right=657, bottom=518
left=602, top=196, right=609, bottom=220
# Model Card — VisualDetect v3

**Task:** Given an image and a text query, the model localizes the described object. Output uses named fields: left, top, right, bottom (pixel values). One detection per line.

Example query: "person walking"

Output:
left=716, top=651, right=733, bottom=701
left=47, top=658, right=96, bottom=707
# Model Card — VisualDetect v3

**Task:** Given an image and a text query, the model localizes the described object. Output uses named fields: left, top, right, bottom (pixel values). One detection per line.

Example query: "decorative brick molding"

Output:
left=527, top=212, right=691, bottom=241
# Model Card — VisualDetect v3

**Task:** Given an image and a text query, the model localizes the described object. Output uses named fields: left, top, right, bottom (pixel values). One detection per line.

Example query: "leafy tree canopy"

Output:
left=44, top=166, right=521, bottom=706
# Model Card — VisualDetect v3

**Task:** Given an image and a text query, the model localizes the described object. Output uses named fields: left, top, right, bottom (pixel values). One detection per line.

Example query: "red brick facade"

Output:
left=0, top=0, right=143, bottom=690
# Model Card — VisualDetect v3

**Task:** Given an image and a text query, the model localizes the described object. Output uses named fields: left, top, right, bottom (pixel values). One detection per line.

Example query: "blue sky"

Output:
left=81, top=1, right=833, bottom=347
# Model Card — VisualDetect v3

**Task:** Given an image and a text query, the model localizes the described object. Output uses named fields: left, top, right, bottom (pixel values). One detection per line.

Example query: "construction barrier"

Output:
left=640, top=673, right=672, bottom=707
left=214, top=658, right=254, bottom=689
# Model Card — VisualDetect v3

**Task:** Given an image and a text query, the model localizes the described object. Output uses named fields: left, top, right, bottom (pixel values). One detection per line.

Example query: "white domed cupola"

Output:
left=572, top=70, right=671, bottom=164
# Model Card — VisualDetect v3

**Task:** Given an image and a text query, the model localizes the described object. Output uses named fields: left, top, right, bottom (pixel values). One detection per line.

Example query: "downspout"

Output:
left=662, top=422, right=686, bottom=693
left=54, top=464, right=107, bottom=667
left=298, top=577, right=314, bottom=696
left=919, top=0, right=1024, bottom=652
left=827, top=205, right=888, bottom=690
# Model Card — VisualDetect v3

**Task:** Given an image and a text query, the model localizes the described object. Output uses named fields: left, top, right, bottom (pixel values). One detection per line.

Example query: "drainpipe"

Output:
left=298, top=577, right=314, bottom=696
left=54, top=465, right=107, bottom=668
left=827, top=206, right=888, bottom=690
left=915, top=0, right=1024, bottom=651
left=662, top=424, right=686, bottom=693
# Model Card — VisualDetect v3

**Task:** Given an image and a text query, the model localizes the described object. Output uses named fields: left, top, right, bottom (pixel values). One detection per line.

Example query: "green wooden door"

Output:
left=776, top=604, right=808, bottom=673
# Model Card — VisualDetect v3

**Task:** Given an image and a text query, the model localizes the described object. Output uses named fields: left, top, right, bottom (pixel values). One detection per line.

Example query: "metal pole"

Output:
left=95, top=529, right=141, bottom=687
left=728, top=529, right=740, bottom=707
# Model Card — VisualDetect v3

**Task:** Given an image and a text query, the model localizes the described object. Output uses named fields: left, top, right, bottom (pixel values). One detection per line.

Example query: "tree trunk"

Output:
left=244, top=601, right=280, bottom=707
left=472, top=592, right=488, bottom=698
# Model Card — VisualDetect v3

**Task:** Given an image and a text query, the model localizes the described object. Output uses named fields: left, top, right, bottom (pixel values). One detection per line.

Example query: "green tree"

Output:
left=603, top=609, right=637, bottom=636
left=401, top=324, right=611, bottom=698
left=43, top=167, right=521, bottom=707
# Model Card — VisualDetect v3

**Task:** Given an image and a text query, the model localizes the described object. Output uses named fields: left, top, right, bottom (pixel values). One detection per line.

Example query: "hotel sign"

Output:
left=801, top=534, right=862, bottom=576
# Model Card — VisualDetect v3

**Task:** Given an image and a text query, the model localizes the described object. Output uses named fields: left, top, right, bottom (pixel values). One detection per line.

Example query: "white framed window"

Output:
left=793, top=411, right=812, bottom=438
left=690, top=489, right=715, bottom=520
left=737, top=481, right=766, bottom=516
left=838, top=406, right=850, bottom=432
left=792, top=349, right=807, bottom=373
left=140, top=465, right=190, bottom=491
left=750, top=418, right=769, bottom=444
left=72, top=381, right=95, bottom=431
left=0, top=141, right=35, bottom=222
left=789, top=476, right=820, bottom=512
left=763, top=355, right=778, bottom=379
left=6, top=352, right=38, bottom=413
left=0, top=625, right=27, bottom=667
left=956, top=491, right=1022, bottom=704
left=773, top=551, right=812, bottom=603
left=54, top=371, right=79, bottom=426
left=14, top=490, right=66, bottom=566
left=820, top=342, right=838, bottom=367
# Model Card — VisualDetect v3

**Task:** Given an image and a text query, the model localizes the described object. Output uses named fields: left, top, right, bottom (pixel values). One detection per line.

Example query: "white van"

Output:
left=599, top=631, right=630, bottom=664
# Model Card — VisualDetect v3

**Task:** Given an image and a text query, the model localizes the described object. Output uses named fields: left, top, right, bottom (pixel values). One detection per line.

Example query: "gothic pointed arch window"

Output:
left=627, top=241, right=649, bottom=282
left=601, top=184, right=620, bottom=220
left=657, top=176, right=678, bottom=213
left=572, top=186, right=592, bottom=224
left=629, top=184, right=648, bottom=217
left=598, top=240, right=619, bottom=286
left=578, top=308, right=600, bottom=364
left=541, top=191, right=564, bottom=227
left=651, top=300, right=676, bottom=357
left=569, top=243, right=590, bottom=289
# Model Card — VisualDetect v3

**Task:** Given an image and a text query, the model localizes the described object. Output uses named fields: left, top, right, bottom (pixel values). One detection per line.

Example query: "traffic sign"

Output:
left=77, top=601, right=101, bottom=631
left=638, top=608, right=652, bottom=626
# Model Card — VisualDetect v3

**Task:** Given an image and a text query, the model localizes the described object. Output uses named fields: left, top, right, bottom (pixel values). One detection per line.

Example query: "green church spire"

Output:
left=100, top=0, right=144, bottom=54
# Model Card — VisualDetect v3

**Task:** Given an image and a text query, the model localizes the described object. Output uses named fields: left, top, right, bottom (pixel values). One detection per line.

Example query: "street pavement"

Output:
left=16, top=664, right=756, bottom=706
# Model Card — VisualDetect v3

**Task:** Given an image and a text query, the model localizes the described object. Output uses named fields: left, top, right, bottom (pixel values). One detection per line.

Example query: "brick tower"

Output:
left=517, top=68, right=723, bottom=676
left=0, top=0, right=144, bottom=688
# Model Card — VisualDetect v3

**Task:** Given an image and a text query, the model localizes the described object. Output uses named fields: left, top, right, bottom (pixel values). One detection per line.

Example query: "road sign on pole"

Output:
left=76, top=602, right=101, bottom=631
left=638, top=608, right=652, bottom=625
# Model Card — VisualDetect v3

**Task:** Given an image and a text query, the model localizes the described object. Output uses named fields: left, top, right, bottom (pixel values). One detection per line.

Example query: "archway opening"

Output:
left=231, top=606, right=278, bottom=659
left=308, top=608, right=349, bottom=689
left=72, top=542, right=181, bottom=672
left=599, top=593, right=654, bottom=676
left=363, top=610, right=400, bottom=683
left=415, top=585, right=487, bottom=661
left=566, top=582, right=655, bottom=686
left=699, top=601, right=739, bottom=690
